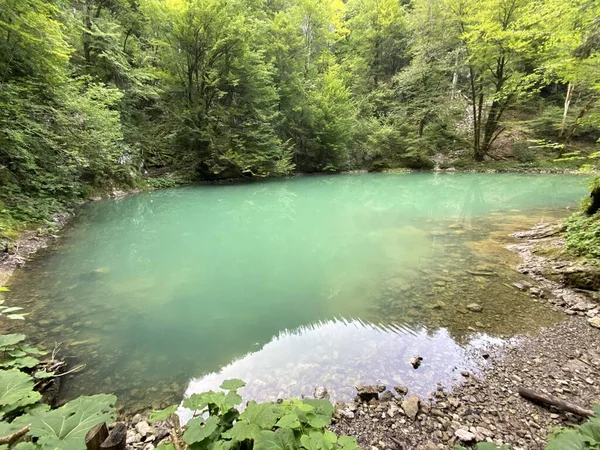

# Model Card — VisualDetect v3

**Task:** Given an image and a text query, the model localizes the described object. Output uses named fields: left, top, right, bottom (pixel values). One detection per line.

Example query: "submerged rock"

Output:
left=466, top=303, right=483, bottom=312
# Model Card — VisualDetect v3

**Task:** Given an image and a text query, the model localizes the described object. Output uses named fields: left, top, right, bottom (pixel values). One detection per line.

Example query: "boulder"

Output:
left=135, top=421, right=153, bottom=438
left=401, top=395, right=421, bottom=421
left=355, top=385, right=385, bottom=402
left=379, top=390, right=394, bottom=402
left=589, top=317, right=600, bottom=329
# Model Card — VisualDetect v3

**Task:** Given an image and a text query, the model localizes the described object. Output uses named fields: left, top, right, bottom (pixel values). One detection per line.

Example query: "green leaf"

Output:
left=183, top=415, right=220, bottom=445
left=254, top=428, right=296, bottom=450
left=305, top=412, right=330, bottom=429
left=238, top=401, right=280, bottom=430
left=156, top=445, right=175, bottom=450
left=222, top=421, right=262, bottom=441
left=13, top=443, right=39, bottom=450
left=593, top=404, right=600, bottom=417
left=338, top=436, right=358, bottom=450
left=323, top=431, right=337, bottom=445
left=301, top=400, right=333, bottom=418
left=184, top=390, right=240, bottom=413
left=155, top=445, right=174, bottom=450
left=0, top=369, right=41, bottom=413
left=149, top=405, right=177, bottom=423
left=0, top=287, right=9, bottom=292
left=0, top=334, right=26, bottom=348
left=579, top=417, right=600, bottom=445
left=0, top=356, right=40, bottom=369
left=276, top=413, right=301, bottom=430
left=301, top=431, right=333, bottom=450
left=33, top=371, right=55, bottom=379
left=20, top=345, right=46, bottom=356
left=220, top=379, right=246, bottom=390
left=547, top=429, right=587, bottom=450
left=19, top=394, right=116, bottom=450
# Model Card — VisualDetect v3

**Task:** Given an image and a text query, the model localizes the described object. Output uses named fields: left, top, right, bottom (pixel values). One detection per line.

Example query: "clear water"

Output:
left=3, top=173, right=588, bottom=412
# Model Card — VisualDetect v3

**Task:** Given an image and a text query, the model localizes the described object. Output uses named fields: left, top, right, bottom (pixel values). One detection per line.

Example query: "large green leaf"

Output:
left=0, top=356, right=40, bottom=370
left=222, top=421, right=262, bottom=441
left=13, top=443, right=39, bottom=450
left=183, top=415, right=220, bottom=445
left=254, top=428, right=296, bottom=450
left=19, top=394, right=116, bottom=450
left=579, top=417, right=600, bottom=446
left=547, top=430, right=588, bottom=450
left=337, top=436, right=358, bottom=450
left=301, top=400, right=333, bottom=418
left=0, top=335, right=26, bottom=348
left=0, top=369, right=41, bottom=414
left=300, top=431, right=334, bottom=450
left=184, top=391, right=241, bottom=413
left=238, top=401, right=280, bottom=430
left=276, top=413, right=301, bottom=430
left=149, top=405, right=178, bottom=423
left=220, top=379, right=246, bottom=390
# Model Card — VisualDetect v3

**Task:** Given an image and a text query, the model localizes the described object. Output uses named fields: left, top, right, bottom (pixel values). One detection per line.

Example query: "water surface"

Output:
left=3, top=173, right=587, bottom=411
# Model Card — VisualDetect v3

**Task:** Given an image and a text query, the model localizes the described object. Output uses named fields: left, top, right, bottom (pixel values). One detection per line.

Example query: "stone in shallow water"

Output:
left=466, top=303, right=483, bottom=312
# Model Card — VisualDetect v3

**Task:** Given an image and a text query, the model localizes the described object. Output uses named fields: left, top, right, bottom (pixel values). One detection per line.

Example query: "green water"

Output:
left=3, top=173, right=588, bottom=411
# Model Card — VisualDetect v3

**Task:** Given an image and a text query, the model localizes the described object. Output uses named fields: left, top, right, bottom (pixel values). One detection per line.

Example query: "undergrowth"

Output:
left=565, top=212, right=600, bottom=260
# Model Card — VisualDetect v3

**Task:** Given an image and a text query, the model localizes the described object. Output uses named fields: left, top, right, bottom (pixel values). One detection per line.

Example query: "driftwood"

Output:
left=85, top=423, right=109, bottom=450
left=518, top=387, right=595, bottom=417
left=100, top=423, right=126, bottom=450
left=0, top=424, right=30, bottom=445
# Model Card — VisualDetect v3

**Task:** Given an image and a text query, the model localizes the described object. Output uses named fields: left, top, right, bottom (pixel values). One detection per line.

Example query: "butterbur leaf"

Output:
left=20, top=345, right=46, bottom=355
left=183, top=415, right=220, bottom=444
left=579, top=418, right=600, bottom=444
left=0, top=334, right=26, bottom=347
left=184, top=391, right=238, bottom=413
left=33, top=371, right=55, bottom=379
left=225, top=391, right=243, bottom=408
left=338, top=436, right=358, bottom=450
left=276, top=413, right=301, bottom=430
left=0, top=369, right=41, bottom=413
left=149, top=405, right=177, bottom=422
left=220, top=379, right=246, bottom=390
left=0, top=356, right=40, bottom=369
left=222, top=421, right=262, bottom=441
left=323, top=431, right=337, bottom=445
left=13, top=443, right=39, bottom=450
left=305, top=412, right=330, bottom=429
left=593, top=404, right=600, bottom=417
left=19, top=394, right=116, bottom=450
left=301, top=431, right=333, bottom=450
left=301, top=400, right=333, bottom=418
left=239, top=401, right=280, bottom=430
left=547, top=429, right=587, bottom=450
left=155, top=445, right=174, bottom=450
left=254, top=428, right=296, bottom=450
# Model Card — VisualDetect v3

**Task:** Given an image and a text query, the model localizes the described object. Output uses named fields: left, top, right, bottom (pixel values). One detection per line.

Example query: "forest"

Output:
left=0, top=0, right=599, bottom=235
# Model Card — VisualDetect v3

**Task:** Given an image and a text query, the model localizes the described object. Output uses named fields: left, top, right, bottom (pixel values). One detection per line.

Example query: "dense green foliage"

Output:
left=150, top=379, right=359, bottom=450
left=1, top=0, right=599, bottom=236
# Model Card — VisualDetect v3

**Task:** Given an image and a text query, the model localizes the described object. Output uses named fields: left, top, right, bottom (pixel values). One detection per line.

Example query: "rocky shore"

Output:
left=328, top=222, right=600, bottom=450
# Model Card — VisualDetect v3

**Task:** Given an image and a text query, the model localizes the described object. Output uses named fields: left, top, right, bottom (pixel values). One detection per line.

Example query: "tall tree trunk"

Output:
left=451, top=49, right=460, bottom=99
left=560, top=82, right=574, bottom=138
left=83, top=0, right=93, bottom=65
left=563, top=97, right=597, bottom=143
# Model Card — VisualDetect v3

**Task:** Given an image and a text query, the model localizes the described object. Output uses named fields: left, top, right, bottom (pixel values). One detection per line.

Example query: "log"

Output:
left=100, top=423, right=126, bottom=450
left=85, top=423, right=109, bottom=450
left=518, top=387, right=595, bottom=417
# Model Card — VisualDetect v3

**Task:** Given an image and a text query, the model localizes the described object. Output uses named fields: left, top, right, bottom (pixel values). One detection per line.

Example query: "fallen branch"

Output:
left=0, top=424, right=30, bottom=445
left=518, top=387, right=594, bottom=417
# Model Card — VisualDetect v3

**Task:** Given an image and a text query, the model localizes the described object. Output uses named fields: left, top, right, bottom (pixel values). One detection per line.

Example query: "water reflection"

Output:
left=180, top=317, right=504, bottom=421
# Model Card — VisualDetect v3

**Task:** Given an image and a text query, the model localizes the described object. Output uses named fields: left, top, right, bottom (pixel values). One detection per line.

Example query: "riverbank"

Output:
left=328, top=222, right=600, bottom=450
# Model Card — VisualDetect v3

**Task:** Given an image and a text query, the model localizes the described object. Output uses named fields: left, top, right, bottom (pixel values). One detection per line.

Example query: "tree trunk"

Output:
left=560, top=82, right=574, bottom=138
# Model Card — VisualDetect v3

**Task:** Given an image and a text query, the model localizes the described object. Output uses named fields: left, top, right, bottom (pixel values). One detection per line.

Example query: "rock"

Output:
left=126, top=430, right=139, bottom=445
left=589, top=317, right=600, bottom=329
left=455, top=429, right=476, bottom=442
left=512, top=282, right=529, bottom=291
left=402, top=395, right=421, bottom=421
left=131, top=414, right=143, bottom=425
left=394, top=386, right=408, bottom=396
left=572, top=301, right=594, bottom=311
left=379, top=390, right=394, bottom=402
left=135, top=421, right=153, bottom=438
left=411, top=356, right=423, bottom=369
left=143, top=444, right=155, bottom=450
left=466, top=303, right=483, bottom=312
left=314, top=386, right=329, bottom=399
left=355, top=385, right=385, bottom=402
left=342, top=410, right=355, bottom=419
